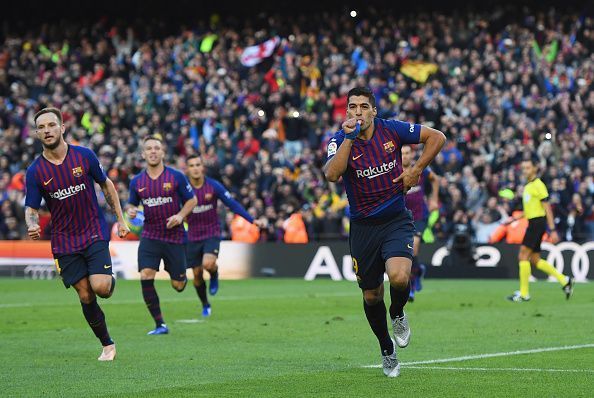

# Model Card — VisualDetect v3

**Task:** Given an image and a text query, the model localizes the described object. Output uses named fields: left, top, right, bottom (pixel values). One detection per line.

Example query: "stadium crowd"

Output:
left=1, top=5, right=593, bottom=243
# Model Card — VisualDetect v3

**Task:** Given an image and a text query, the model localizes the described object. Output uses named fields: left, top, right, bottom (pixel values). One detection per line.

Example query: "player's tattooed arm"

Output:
left=99, top=179, right=121, bottom=214
left=100, top=179, right=130, bottom=238
left=25, top=207, right=41, bottom=240
left=102, top=185, right=117, bottom=213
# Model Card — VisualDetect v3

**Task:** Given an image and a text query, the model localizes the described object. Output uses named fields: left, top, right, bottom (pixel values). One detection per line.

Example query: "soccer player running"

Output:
left=185, top=154, right=260, bottom=316
left=402, top=145, right=440, bottom=302
left=507, top=156, right=573, bottom=302
left=323, top=87, right=445, bottom=377
left=127, top=136, right=197, bottom=335
left=25, top=107, right=129, bottom=361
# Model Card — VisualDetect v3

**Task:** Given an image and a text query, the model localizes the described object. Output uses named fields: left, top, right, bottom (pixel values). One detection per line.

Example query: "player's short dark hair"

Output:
left=347, top=87, right=376, bottom=108
left=187, top=154, right=201, bottom=162
left=34, top=107, right=63, bottom=125
left=143, top=135, right=163, bottom=145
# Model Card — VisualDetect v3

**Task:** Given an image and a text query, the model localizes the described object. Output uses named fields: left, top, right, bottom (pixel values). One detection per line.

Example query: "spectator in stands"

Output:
left=1, top=5, right=593, bottom=243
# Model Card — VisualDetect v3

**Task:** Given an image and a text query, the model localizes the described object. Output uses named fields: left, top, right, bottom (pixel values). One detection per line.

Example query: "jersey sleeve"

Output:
left=128, top=177, right=140, bottom=206
left=174, top=170, right=195, bottom=204
left=326, top=131, right=345, bottom=160
left=82, top=147, right=107, bottom=184
left=211, top=179, right=254, bottom=223
left=24, top=166, right=42, bottom=209
left=537, top=180, right=549, bottom=201
left=386, top=119, right=421, bottom=145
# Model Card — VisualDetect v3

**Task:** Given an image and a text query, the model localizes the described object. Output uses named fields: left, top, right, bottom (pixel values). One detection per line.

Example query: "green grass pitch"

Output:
left=0, top=278, right=592, bottom=397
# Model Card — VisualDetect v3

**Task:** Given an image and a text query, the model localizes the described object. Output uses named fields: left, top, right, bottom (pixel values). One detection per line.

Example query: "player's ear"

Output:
left=372, top=107, right=377, bottom=117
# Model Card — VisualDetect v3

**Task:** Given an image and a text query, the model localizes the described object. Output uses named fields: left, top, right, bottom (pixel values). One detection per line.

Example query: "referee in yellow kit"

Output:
left=507, top=156, right=574, bottom=302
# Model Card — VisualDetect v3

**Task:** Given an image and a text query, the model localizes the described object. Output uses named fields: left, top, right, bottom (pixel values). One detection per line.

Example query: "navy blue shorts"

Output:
left=413, top=219, right=427, bottom=238
left=349, top=210, right=415, bottom=290
left=186, top=238, right=221, bottom=268
left=138, top=238, right=187, bottom=281
left=53, top=240, right=112, bottom=288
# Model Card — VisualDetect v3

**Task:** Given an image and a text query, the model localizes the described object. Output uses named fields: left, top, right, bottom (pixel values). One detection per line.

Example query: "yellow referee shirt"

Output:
left=522, top=177, right=548, bottom=219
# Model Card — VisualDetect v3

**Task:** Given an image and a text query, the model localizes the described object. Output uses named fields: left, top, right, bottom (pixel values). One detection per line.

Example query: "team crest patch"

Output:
left=205, top=193, right=213, bottom=201
left=163, top=182, right=172, bottom=192
left=72, top=166, right=83, bottom=177
left=383, top=141, right=395, bottom=153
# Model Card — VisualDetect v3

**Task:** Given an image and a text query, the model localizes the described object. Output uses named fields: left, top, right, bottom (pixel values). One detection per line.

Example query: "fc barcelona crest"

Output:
left=72, top=166, right=83, bottom=177
left=383, top=141, right=396, bottom=153
left=163, top=182, right=172, bottom=192
left=205, top=193, right=213, bottom=201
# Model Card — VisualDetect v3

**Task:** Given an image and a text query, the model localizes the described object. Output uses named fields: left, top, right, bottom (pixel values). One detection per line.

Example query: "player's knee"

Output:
left=387, top=270, right=409, bottom=289
left=95, top=288, right=112, bottom=299
left=363, top=289, right=382, bottom=305
left=363, top=295, right=382, bottom=306
left=172, top=280, right=187, bottom=292
left=518, top=247, right=531, bottom=261
left=203, top=261, right=216, bottom=273
left=78, top=290, right=95, bottom=304
left=389, top=276, right=409, bottom=290
left=92, top=281, right=112, bottom=298
left=193, top=275, right=205, bottom=286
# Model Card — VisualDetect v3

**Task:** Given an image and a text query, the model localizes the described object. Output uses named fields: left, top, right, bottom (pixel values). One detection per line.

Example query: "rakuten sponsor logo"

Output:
left=355, top=160, right=397, bottom=179
left=142, top=197, right=173, bottom=207
left=50, top=184, right=87, bottom=200
left=192, top=204, right=214, bottom=214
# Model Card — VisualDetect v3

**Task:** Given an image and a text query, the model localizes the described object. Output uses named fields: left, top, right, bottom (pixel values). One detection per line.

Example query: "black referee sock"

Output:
left=389, top=282, right=410, bottom=319
left=81, top=299, right=113, bottom=346
left=194, top=282, right=209, bottom=306
left=363, top=300, right=393, bottom=354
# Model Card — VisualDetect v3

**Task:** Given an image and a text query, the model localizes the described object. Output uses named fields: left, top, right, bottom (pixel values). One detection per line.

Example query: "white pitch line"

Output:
left=364, top=343, right=594, bottom=368
left=0, top=303, right=33, bottom=308
left=175, top=319, right=205, bottom=324
left=404, top=366, right=594, bottom=373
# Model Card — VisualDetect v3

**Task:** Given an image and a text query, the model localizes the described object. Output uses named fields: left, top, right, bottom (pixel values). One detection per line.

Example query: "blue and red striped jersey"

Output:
left=187, top=177, right=253, bottom=242
left=405, top=168, right=431, bottom=221
left=326, top=117, right=421, bottom=221
left=128, top=166, right=195, bottom=244
left=25, top=145, right=109, bottom=254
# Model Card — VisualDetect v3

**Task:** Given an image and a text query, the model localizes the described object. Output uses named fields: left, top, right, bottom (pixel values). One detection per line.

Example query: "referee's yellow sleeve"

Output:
left=537, top=179, right=549, bottom=201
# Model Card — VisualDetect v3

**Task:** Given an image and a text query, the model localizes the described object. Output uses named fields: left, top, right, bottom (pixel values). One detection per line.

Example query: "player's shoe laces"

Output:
left=562, top=277, right=574, bottom=300
left=209, top=274, right=219, bottom=296
left=382, top=338, right=400, bottom=377
left=147, top=324, right=169, bottom=335
left=202, top=304, right=211, bottom=317
left=392, top=312, right=411, bottom=348
left=98, top=344, right=116, bottom=361
left=506, top=291, right=530, bottom=302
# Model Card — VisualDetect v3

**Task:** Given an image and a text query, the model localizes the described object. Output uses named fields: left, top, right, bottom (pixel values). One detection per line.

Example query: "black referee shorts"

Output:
left=522, top=217, right=547, bottom=252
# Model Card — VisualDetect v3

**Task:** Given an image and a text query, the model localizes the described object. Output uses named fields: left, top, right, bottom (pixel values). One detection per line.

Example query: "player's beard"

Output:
left=42, top=137, right=61, bottom=150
